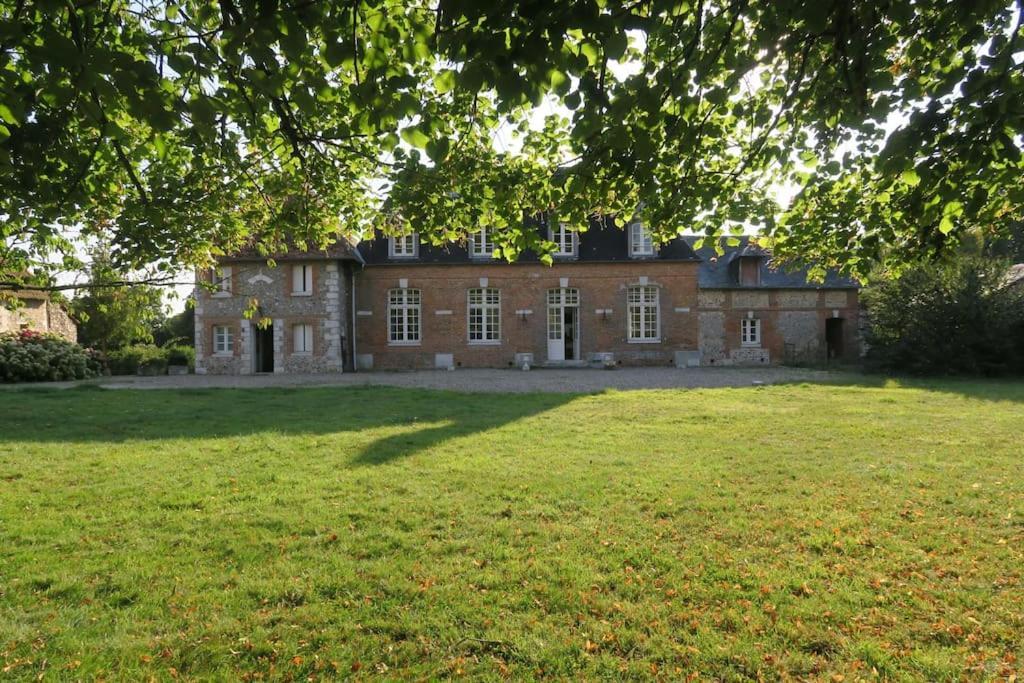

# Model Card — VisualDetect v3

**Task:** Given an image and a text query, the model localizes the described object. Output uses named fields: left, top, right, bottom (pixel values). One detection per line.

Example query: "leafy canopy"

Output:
left=1, top=0, right=1022, bottom=289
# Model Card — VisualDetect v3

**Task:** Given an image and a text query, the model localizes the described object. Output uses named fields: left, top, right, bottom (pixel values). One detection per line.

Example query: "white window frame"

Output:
left=292, top=264, right=313, bottom=296
left=212, top=266, right=232, bottom=296
left=627, top=285, right=660, bottom=343
left=292, top=323, right=313, bottom=354
left=741, top=318, right=762, bottom=347
left=212, top=325, right=233, bottom=355
left=467, top=288, right=501, bottom=344
left=549, top=223, right=577, bottom=258
left=388, top=288, right=421, bottom=345
left=469, top=228, right=495, bottom=259
left=629, top=222, right=655, bottom=257
left=389, top=233, right=418, bottom=259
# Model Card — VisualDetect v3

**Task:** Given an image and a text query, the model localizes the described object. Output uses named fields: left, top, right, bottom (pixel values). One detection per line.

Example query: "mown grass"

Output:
left=0, top=378, right=1022, bottom=680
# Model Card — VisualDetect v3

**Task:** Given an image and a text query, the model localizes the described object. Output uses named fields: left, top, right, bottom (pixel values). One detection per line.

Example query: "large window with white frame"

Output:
left=469, top=228, right=495, bottom=258
left=741, top=318, right=761, bottom=347
left=549, top=222, right=577, bottom=258
left=388, top=288, right=421, bottom=344
left=292, top=264, right=313, bottom=295
left=628, top=222, right=655, bottom=257
left=627, top=285, right=660, bottom=342
left=467, top=288, right=501, bottom=342
left=212, top=325, right=234, bottom=354
left=293, top=323, right=313, bottom=354
left=389, top=233, right=418, bottom=258
left=213, top=266, right=232, bottom=295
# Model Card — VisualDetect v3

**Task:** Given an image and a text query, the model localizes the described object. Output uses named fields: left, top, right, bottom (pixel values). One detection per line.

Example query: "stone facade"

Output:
left=0, top=295, right=78, bottom=342
left=194, top=259, right=348, bottom=375
left=353, top=262, right=700, bottom=370
left=697, top=288, right=860, bottom=366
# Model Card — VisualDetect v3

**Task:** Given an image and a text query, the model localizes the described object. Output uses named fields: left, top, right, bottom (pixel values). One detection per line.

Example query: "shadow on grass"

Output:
left=0, top=385, right=577, bottom=465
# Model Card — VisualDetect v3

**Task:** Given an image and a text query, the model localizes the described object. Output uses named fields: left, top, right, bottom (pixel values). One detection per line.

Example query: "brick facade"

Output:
left=353, top=262, right=700, bottom=369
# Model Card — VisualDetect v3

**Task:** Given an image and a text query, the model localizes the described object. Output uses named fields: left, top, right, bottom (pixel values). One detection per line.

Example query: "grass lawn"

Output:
left=1, top=379, right=1022, bottom=680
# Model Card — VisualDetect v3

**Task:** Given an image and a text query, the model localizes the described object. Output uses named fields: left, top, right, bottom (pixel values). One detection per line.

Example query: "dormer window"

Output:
left=389, top=233, right=418, bottom=258
left=549, top=223, right=577, bottom=258
left=629, top=223, right=654, bottom=257
left=469, top=228, right=495, bottom=258
left=738, top=256, right=761, bottom=286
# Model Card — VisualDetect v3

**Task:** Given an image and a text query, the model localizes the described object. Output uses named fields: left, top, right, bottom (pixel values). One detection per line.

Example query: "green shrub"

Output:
left=863, top=258, right=1024, bottom=376
left=106, top=344, right=167, bottom=376
left=165, top=345, right=195, bottom=368
left=0, top=330, right=105, bottom=383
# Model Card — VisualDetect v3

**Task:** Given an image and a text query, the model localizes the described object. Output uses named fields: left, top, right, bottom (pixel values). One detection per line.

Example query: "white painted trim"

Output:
left=388, top=233, right=419, bottom=259
left=434, top=309, right=453, bottom=315
left=559, top=277, right=569, bottom=288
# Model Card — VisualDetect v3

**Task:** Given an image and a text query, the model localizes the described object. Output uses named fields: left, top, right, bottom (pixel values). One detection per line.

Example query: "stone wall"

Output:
left=1, top=298, right=77, bottom=342
left=697, top=288, right=860, bottom=366
left=194, top=260, right=347, bottom=375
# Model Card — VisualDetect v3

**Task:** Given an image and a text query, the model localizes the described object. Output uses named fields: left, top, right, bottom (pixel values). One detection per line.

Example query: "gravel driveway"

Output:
left=15, top=366, right=841, bottom=393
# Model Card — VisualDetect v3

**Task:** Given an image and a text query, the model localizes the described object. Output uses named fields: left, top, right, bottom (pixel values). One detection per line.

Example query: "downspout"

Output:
left=351, top=264, right=358, bottom=371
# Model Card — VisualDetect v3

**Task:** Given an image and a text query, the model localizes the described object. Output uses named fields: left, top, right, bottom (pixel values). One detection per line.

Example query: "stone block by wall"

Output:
left=776, top=291, right=818, bottom=308
left=731, top=291, right=770, bottom=309
left=698, top=291, right=725, bottom=309
left=824, top=290, right=850, bottom=308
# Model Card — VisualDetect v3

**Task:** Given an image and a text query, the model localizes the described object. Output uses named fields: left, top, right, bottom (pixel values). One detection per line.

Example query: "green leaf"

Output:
left=400, top=126, right=430, bottom=149
left=433, top=70, right=457, bottom=94
left=425, top=136, right=450, bottom=162
left=0, top=103, right=17, bottom=125
left=900, top=169, right=920, bottom=187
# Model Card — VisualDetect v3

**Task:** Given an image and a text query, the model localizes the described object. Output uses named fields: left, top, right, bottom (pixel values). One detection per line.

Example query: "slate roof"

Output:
left=358, top=215, right=701, bottom=265
left=683, top=236, right=860, bottom=289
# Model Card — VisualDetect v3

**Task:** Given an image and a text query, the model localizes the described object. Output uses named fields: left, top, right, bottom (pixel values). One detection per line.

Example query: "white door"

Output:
left=547, top=288, right=579, bottom=362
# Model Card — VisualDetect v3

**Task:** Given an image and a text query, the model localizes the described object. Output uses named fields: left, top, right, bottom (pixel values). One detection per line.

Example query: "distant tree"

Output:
left=153, top=304, right=195, bottom=347
left=73, top=246, right=165, bottom=351
left=863, top=258, right=1024, bottom=376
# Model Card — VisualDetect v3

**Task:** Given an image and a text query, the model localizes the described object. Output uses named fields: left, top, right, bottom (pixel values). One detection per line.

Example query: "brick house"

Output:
left=193, top=218, right=859, bottom=374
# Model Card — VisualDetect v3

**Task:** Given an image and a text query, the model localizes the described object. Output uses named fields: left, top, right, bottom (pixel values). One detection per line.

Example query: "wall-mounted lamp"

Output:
left=594, top=308, right=613, bottom=320
left=515, top=309, right=533, bottom=322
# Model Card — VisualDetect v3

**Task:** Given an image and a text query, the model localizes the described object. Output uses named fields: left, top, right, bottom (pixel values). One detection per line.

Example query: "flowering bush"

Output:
left=0, top=330, right=106, bottom=383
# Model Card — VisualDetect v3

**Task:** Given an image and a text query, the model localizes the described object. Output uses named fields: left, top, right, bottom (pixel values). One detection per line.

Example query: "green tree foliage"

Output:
left=1, top=0, right=1022, bottom=289
left=73, top=246, right=165, bottom=351
left=153, top=305, right=195, bottom=347
left=863, top=258, right=1024, bottom=375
